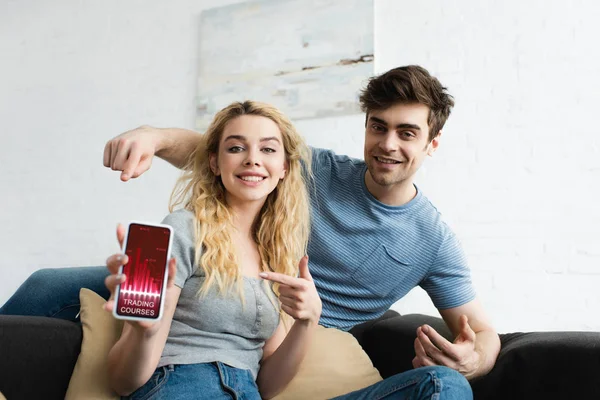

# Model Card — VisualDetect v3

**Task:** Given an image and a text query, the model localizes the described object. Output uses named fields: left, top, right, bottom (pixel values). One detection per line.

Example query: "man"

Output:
left=2, top=65, right=499, bottom=382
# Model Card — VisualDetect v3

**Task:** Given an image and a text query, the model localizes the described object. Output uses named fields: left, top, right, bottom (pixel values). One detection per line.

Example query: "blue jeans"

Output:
left=332, top=366, right=472, bottom=399
left=127, top=363, right=469, bottom=400
left=0, top=266, right=109, bottom=320
left=125, top=363, right=261, bottom=400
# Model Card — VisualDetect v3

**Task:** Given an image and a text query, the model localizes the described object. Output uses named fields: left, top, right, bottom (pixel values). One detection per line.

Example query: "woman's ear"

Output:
left=209, top=153, right=220, bottom=176
left=281, top=160, right=289, bottom=180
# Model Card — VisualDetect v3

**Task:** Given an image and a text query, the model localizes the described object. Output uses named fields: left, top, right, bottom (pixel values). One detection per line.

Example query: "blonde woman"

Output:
left=103, top=101, right=321, bottom=399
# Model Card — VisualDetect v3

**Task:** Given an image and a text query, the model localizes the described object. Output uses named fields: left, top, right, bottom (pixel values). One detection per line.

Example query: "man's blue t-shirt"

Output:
left=307, top=148, right=476, bottom=331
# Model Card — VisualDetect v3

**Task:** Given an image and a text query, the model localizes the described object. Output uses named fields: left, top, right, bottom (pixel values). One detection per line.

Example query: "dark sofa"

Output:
left=1, top=311, right=600, bottom=399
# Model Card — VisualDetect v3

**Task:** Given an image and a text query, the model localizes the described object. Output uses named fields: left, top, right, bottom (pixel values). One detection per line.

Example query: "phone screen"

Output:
left=116, top=223, right=171, bottom=320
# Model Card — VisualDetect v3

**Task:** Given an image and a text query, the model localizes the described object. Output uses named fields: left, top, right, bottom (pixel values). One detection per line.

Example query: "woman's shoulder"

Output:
left=162, top=208, right=194, bottom=226
left=162, top=209, right=198, bottom=283
left=161, top=209, right=197, bottom=240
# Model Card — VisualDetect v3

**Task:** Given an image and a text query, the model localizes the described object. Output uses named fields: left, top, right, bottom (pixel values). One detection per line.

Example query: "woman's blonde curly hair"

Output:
left=169, top=101, right=311, bottom=302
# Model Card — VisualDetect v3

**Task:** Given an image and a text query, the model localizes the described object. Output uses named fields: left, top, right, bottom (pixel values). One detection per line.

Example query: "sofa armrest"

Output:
left=471, top=331, right=600, bottom=399
left=0, top=315, right=82, bottom=400
left=359, top=313, right=600, bottom=399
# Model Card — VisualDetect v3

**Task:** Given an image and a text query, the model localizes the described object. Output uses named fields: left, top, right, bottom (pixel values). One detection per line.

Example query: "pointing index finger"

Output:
left=121, top=142, right=142, bottom=181
left=259, top=271, right=300, bottom=288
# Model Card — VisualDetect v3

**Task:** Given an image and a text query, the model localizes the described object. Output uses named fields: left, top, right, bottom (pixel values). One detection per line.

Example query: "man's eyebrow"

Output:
left=396, top=123, right=421, bottom=131
left=369, top=116, right=422, bottom=131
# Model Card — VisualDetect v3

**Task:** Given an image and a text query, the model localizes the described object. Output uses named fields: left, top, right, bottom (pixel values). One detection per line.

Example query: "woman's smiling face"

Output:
left=210, top=115, right=287, bottom=208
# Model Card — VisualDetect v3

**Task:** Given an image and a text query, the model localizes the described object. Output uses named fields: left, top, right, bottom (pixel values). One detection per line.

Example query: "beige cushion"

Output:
left=65, top=289, right=122, bottom=400
left=272, top=326, right=382, bottom=400
left=0, top=391, right=6, bottom=400
left=64, top=289, right=381, bottom=400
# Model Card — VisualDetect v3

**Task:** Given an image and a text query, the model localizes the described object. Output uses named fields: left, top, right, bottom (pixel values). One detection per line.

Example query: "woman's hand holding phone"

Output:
left=103, top=223, right=177, bottom=334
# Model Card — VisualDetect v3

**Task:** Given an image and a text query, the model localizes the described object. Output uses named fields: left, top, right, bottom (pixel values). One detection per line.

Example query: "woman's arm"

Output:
left=106, top=285, right=181, bottom=396
left=102, top=225, right=182, bottom=396
left=103, top=126, right=202, bottom=181
left=256, top=256, right=322, bottom=399
left=257, top=318, right=318, bottom=399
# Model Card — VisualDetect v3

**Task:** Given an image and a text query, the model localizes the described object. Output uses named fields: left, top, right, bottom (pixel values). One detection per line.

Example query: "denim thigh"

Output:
left=331, top=365, right=473, bottom=400
left=0, top=266, right=109, bottom=321
left=125, top=363, right=261, bottom=400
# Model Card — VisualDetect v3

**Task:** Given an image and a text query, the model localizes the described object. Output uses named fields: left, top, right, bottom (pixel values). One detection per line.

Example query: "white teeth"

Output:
left=240, top=176, right=264, bottom=182
left=376, top=157, right=399, bottom=164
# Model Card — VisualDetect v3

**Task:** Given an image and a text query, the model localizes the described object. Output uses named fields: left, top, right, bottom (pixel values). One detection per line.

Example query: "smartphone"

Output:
left=112, top=221, right=173, bottom=322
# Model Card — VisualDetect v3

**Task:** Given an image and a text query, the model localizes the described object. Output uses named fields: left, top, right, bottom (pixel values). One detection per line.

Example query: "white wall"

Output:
left=0, top=0, right=245, bottom=300
left=376, top=0, right=600, bottom=332
left=2, top=0, right=599, bottom=333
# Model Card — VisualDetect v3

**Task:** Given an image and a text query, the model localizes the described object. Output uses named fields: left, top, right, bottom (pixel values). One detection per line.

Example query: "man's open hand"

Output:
left=412, top=315, right=481, bottom=379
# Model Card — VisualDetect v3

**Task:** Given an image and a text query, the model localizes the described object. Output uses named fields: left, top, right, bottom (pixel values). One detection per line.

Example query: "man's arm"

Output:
left=103, top=126, right=202, bottom=181
left=412, top=298, right=500, bottom=380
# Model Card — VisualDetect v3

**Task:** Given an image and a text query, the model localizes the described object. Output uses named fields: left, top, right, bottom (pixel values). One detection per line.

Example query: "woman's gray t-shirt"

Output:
left=157, top=209, right=280, bottom=379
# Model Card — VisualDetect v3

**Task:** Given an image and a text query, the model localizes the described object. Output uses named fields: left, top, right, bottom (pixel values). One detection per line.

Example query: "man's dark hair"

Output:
left=359, top=65, right=455, bottom=142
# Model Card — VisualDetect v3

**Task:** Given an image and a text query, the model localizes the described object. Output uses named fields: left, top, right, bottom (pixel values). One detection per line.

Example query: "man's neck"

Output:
left=364, top=171, right=417, bottom=207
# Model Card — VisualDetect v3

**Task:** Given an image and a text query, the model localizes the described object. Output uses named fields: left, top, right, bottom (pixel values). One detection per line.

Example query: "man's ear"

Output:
left=427, top=131, right=441, bottom=156
left=209, top=153, right=220, bottom=175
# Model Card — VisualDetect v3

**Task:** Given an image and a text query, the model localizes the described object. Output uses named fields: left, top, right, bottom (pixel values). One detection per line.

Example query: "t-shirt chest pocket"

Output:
left=351, top=244, right=412, bottom=297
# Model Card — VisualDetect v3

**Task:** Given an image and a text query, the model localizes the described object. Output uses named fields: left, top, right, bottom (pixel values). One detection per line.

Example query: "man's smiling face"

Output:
left=363, top=102, right=439, bottom=192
